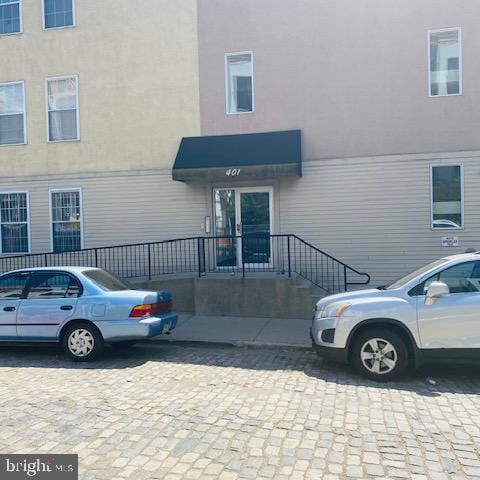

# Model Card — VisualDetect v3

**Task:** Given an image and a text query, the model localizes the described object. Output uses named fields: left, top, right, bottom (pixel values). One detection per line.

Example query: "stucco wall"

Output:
left=198, top=0, right=480, bottom=159
left=0, top=0, right=200, bottom=176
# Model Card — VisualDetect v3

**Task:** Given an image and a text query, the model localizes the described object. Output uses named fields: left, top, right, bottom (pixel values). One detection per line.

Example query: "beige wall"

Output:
left=198, top=0, right=480, bottom=159
left=0, top=0, right=200, bottom=176
left=0, top=169, right=207, bottom=253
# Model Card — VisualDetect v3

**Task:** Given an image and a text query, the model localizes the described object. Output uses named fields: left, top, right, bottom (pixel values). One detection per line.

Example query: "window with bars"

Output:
left=0, top=0, right=21, bottom=35
left=0, top=82, right=25, bottom=145
left=0, top=192, right=29, bottom=253
left=46, top=76, right=79, bottom=142
left=44, top=0, right=74, bottom=29
left=51, top=190, right=82, bottom=252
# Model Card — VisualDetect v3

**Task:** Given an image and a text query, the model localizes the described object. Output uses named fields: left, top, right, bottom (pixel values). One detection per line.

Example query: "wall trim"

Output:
left=1, top=149, right=480, bottom=184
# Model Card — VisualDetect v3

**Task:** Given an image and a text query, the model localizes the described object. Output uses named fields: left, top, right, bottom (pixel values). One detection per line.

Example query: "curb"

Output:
left=141, top=338, right=311, bottom=351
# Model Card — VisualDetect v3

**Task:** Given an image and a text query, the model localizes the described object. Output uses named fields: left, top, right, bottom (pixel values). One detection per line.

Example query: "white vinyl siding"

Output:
left=431, top=165, right=463, bottom=229
left=225, top=52, right=254, bottom=114
left=0, top=0, right=21, bottom=35
left=279, top=154, right=480, bottom=287
left=50, top=189, right=83, bottom=252
left=0, top=192, right=30, bottom=253
left=429, top=28, right=462, bottom=97
left=0, top=81, right=26, bottom=145
left=43, top=0, right=75, bottom=29
left=46, top=75, right=80, bottom=142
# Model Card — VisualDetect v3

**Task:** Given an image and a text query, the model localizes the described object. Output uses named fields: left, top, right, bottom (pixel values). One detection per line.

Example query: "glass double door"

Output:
left=214, top=187, right=273, bottom=268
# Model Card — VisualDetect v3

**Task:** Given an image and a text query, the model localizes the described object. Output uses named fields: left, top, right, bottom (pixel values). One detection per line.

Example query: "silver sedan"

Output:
left=0, top=267, right=177, bottom=361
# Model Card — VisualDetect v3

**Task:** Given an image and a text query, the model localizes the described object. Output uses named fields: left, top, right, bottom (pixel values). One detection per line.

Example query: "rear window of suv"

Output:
left=83, top=270, right=131, bottom=291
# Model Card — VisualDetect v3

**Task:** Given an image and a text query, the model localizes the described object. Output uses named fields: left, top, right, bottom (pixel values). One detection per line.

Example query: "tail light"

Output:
left=129, top=300, right=172, bottom=318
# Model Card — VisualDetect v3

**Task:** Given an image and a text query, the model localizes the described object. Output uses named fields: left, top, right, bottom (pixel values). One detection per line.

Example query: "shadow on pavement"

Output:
left=1, top=342, right=480, bottom=397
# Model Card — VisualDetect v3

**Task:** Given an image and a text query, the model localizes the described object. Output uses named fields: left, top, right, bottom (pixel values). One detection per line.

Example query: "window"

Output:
left=0, top=273, right=27, bottom=299
left=50, top=189, right=82, bottom=252
left=46, top=76, right=79, bottom=142
left=27, top=272, right=80, bottom=299
left=0, top=192, right=29, bottom=253
left=387, top=259, right=446, bottom=291
left=0, top=0, right=21, bottom=35
left=43, top=0, right=75, bottom=29
left=429, top=28, right=461, bottom=96
left=411, top=261, right=480, bottom=295
left=0, top=81, right=26, bottom=145
left=431, top=165, right=463, bottom=229
left=225, top=52, right=253, bottom=114
left=83, top=270, right=130, bottom=291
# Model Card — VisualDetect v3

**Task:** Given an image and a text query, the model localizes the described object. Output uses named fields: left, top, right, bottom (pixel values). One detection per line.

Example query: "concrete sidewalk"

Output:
left=156, top=314, right=312, bottom=348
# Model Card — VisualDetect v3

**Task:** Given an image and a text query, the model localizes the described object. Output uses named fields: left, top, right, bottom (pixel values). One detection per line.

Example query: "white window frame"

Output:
left=49, top=188, right=84, bottom=252
left=0, top=80, right=27, bottom=146
left=225, top=51, right=254, bottom=115
left=0, top=0, right=22, bottom=37
left=0, top=191, right=31, bottom=254
left=45, top=74, right=80, bottom=143
left=42, top=0, right=76, bottom=30
left=430, top=164, right=464, bottom=230
left=428, top=27, right=462, bottom=98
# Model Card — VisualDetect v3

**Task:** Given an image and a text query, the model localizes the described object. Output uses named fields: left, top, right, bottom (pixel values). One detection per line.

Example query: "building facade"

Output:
left=0, top=0, right=203, bottom=254
left=0, top=0, right=479, bottom=286
left=194, top=0, right=480, bottom=285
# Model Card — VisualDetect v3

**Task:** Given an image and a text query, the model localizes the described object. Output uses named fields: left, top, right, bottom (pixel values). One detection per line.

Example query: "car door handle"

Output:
left=3, top=306, right=15, bottom=312
left=60, top=305, right=73, bottom=311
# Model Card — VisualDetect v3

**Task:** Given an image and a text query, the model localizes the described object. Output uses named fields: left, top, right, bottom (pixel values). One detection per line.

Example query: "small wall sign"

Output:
left=441, top=236, right=459, bottom=247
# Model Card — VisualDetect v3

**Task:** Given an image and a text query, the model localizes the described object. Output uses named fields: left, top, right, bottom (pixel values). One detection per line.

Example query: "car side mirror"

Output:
left=425, top=281, right=450, bottom=305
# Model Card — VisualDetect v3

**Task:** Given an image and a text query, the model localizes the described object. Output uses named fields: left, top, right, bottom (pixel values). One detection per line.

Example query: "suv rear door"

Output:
left=17, top=271, right=81, bottom=340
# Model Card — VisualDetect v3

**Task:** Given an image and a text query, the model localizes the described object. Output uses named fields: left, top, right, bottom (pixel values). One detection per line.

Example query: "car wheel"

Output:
left=61, top=322, right=104, bottom=362
left=111, top=341, right=136, bottom=349
left=351, top=328, right=408, bottom=381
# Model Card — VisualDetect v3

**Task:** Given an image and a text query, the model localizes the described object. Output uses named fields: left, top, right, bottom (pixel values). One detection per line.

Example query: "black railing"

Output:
left=0, top=235, right=370, bottom=294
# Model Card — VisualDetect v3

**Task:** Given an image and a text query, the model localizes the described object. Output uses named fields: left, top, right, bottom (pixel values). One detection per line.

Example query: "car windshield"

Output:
left=385, top=259, right=447, bottom=290
left=83, top=270, right=131, bottom=291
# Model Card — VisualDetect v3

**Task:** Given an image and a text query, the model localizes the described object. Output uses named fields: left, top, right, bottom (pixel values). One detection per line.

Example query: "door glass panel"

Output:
left=240, top=192, right=271, bottom=264
left=418, top=261, right=480, bottom=294
left=0, top=273, right=27, bottom=299
left=214, top=190, right=237, bottom=267
left=27, top=273, right=79, bottom=299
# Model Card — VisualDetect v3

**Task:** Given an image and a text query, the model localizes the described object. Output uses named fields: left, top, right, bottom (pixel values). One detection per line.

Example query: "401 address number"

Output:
left=226, top=168, right=241, bottom=177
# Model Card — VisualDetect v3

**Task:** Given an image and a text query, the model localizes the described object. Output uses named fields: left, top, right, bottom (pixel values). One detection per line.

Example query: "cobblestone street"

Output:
left=1, top=343, right=480, bottom=479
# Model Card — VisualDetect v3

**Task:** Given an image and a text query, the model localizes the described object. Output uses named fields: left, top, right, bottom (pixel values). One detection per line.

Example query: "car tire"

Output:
left=61, top=321, right=104, bottom=362
left=351, top=328, right=408, bottom=382
left=111, top=341, right=136, bottom=349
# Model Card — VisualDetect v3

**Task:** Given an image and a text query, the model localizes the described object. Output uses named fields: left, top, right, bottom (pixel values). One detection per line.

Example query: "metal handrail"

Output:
left=0, top=234, right=370, bottom=293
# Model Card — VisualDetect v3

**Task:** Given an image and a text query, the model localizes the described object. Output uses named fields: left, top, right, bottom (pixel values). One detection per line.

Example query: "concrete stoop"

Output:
left=133, top=273, right=329, bottom=320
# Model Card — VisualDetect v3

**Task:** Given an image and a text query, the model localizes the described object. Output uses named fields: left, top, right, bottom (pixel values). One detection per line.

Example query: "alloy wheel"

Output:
left=360, top=338, right=397, bottom=375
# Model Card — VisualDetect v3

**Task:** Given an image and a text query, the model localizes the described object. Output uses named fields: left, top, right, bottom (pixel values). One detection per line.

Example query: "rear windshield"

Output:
left=83, top=270, right=131, bottom=291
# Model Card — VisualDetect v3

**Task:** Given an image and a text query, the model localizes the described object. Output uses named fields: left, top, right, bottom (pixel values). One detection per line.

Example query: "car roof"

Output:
left=3, top=266, right=101, bottom=275
left=442, top=252, right=480, bottom=261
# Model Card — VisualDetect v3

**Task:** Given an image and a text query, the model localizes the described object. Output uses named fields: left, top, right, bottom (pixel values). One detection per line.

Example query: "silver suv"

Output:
left=311, top=253, right=480, bottom=381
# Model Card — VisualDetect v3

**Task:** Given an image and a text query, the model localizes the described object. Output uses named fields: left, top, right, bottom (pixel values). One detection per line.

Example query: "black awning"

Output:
left=172, top=130, right=301, bottom=182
